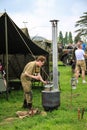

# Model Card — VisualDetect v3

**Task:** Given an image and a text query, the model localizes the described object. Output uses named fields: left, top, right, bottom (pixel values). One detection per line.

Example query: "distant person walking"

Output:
left=75, top=43, right=87, bottom=83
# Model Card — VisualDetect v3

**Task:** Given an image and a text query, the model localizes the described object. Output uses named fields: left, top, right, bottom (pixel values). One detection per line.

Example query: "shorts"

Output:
left=75, top=60, right=86, bottom=71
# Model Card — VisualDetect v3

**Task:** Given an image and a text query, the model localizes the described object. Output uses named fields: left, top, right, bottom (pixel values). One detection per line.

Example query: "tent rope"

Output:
left=8, top=16, right=36, bottom=59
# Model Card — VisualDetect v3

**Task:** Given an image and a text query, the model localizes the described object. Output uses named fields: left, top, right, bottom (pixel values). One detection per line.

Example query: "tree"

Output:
left=74, top=35, right=81, bottom=44
left=64, top=32, right=68, bottom=45
left=68, top=32, right=73, bottom=43
left=75, top=12, right=87, bottom=41
left=58, top=31, right=64, bottom=44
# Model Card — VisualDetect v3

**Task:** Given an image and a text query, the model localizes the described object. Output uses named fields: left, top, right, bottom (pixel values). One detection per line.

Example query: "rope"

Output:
left=8, top=15, right=36, bottom=59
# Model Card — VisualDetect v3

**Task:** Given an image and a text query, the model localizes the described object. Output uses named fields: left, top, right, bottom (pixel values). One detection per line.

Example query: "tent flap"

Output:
left=0, top=12, right=49, bottom=55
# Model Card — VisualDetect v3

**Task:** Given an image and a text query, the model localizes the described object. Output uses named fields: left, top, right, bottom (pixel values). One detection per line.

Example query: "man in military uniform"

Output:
left=20, top=56, right=47, bottom=109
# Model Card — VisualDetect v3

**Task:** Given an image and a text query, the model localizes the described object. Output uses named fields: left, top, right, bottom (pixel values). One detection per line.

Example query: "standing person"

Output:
left=71, top=46, right=77, bottom=74
left=20, top=55, right=47, bottom=110
left=0, top=60, right=7, bottom=87
left=81, top=41, right=86, bottom=51
left=75, top=44, right=87, bottom=83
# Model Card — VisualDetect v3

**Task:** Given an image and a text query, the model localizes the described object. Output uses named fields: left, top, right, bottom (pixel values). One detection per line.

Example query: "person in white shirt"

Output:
left=75, top=43, right=87, bottom=83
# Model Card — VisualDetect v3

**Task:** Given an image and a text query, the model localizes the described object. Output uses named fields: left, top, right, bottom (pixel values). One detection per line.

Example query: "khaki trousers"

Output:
left=21, top=81, right=32, bottom=104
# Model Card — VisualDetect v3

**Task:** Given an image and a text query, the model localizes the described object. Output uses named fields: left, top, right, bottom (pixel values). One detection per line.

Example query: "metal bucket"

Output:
left=42, top=89, right=60, bottom=111
left=44, top=83, right=53, bottom=91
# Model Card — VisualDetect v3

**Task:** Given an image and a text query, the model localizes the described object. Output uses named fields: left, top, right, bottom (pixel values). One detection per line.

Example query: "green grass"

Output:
left=0, top=64, right=87, bottom=130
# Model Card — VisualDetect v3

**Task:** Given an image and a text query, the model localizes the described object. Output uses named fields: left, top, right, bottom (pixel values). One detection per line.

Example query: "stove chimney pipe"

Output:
left=50, top=20, right=59, bottom=90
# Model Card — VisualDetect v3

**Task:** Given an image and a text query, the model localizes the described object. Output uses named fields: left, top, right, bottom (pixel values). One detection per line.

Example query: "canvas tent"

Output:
left=0, top=12, right=49, bottom=55
left=0, top=12, right=49, bottom=87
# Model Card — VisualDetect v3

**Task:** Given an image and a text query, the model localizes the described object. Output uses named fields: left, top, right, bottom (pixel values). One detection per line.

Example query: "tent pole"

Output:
left=5, top=13, right=9, bottom=90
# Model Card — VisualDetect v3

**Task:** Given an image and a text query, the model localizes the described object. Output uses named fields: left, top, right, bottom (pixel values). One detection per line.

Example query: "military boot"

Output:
left=22, top=99, right=28, bottom=108
left=27, top=103, right=32, bottom=110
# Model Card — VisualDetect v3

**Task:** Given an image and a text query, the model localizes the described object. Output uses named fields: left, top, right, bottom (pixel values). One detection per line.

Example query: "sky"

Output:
left=0, top=0, right=87, bottom=40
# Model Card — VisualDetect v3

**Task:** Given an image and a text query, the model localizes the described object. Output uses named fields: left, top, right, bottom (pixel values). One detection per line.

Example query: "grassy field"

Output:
left=0, top=64, right=87, bottom=130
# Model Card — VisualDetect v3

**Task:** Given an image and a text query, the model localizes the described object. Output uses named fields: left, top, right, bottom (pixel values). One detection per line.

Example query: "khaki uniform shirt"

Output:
left=21, top=61, right=40, bottom=83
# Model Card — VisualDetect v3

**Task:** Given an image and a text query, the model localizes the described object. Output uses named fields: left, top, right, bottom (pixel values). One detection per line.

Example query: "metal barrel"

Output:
left=42, top=90, right=60, bottom=111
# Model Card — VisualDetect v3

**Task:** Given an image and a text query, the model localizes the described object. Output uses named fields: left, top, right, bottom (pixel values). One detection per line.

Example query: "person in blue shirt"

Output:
left=80, top=40, right=87, bottom=51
